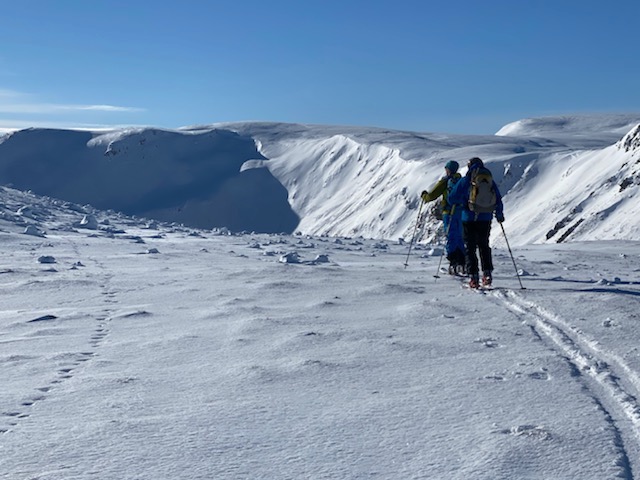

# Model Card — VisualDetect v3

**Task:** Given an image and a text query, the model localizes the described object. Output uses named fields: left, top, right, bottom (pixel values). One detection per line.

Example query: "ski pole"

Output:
left=434, top=205, right=455, bottom=280
left=499, top=222, right=525, bottom=290
left=403, top=199, right=425, bottom=268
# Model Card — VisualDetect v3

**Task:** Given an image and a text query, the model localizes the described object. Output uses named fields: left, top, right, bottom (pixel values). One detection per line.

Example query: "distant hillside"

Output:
left=496, top=113, right=640, bottom=148
left=1, top=114, right=640, bottom=245
left=0, top=127, right=298, bottom=234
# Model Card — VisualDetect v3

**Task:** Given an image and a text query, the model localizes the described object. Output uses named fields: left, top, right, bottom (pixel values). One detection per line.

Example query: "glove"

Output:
left=496, top=213, right=505, bottom=223
left=421, top=190, right=428, bottom=202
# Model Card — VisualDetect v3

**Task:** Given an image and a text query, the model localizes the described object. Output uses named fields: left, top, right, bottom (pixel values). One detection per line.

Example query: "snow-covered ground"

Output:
left=1, top=186, right=640, bottom=479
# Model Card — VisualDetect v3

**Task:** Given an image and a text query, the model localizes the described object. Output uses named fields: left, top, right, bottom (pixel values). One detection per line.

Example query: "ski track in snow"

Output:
left=495, top=289, right=638, bottom=478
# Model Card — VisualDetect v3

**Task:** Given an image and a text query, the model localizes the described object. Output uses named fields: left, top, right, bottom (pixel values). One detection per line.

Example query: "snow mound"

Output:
left=496, top=114, right=640, bottom=145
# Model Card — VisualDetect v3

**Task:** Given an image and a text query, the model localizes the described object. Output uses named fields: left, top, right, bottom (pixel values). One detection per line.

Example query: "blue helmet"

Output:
left=444, top=160, right=459, bottom=173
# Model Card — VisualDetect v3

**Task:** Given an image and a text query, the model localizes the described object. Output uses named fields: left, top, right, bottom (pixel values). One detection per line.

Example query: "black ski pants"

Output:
left=462, top=221, right=493, bottom=277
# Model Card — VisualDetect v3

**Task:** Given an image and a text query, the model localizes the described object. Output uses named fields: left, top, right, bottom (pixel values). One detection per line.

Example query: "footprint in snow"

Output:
left=495, top=424, right=552, bottom=440
left=527, top=369, right=551, bottom=380
left=474, top=337, right=499, bottom=348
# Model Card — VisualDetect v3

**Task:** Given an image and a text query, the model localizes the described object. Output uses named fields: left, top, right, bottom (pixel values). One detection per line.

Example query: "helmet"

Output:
left=467, top=157, right=484, bottom=168
left=444, top=160, right=459, bottom=174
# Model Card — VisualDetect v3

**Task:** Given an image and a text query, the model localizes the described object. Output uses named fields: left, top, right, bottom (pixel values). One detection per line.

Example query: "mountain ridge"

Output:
left=1, top=114, right=640, bottom=246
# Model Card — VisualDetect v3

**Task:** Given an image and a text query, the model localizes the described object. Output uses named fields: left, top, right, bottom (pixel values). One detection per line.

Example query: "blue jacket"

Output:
left=448, top=163, right=504, bottom=223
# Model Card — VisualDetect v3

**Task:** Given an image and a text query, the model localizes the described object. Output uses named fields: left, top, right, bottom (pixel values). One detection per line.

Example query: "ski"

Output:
left=435, top=266, right=467, bottom=279
left=461, top=278, right=496, bottom=292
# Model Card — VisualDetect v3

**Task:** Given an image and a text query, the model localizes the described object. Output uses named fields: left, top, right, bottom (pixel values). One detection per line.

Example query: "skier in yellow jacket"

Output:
left=421, top=160, right=466, bottom=274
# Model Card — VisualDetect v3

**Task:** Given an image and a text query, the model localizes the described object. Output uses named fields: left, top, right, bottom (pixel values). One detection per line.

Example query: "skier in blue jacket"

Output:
left=448, top=157, right=504, bottom=288
left=421, top=160, right=466, bottom=274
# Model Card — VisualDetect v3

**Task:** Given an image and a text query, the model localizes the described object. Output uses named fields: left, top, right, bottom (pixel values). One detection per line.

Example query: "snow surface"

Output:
left=1, top=183, right=640, bottom=479
left=2, top=114, right=640, bottom=478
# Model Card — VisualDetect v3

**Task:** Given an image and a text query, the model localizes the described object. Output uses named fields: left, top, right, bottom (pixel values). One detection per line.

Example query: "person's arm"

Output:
left=421, top=178, right=447, bottom=202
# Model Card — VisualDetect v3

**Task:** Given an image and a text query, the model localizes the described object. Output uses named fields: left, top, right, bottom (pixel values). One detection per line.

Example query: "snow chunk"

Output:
left=517, top=269, right=535, bottom=277
left=37, top=255, right=56, bottom=264
left=74, top=214, right=99, bottom=230
left=279, top=252, right=301, bottom=264
left=23, top=225, right=46, bottom=237
left=313, top=254, right=330, bottom=263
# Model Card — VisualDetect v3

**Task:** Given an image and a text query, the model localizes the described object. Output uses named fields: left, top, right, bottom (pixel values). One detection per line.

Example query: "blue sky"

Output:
left=1, top=0, right=639, bottom=134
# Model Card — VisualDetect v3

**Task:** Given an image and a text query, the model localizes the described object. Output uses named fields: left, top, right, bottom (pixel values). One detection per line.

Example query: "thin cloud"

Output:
left=0, top=103, right=145, bottom=114
left=0, top=88, right=27, bottom=98
left=0, top=87, right=144, bottom=114
left=70, top=104, right=145, bottom=112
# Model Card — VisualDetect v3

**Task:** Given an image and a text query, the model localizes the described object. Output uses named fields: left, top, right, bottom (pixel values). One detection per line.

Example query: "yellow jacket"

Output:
left=421, top=173, right=461, bottom=215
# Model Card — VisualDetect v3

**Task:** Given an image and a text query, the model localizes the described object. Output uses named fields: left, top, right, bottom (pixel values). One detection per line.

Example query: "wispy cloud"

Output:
left=0, top=103, right=144, bottom=114
left=0, top=87, right=145, bottom=115
left=68, top=104, right=145, bottom=112
left=0, top=88, right=147, bottom=131
left=0, top=88, right=27, bottom=99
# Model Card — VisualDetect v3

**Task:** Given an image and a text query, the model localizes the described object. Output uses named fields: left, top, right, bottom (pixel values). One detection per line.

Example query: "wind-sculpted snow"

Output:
left=496, top=113, right=640, bottom=146
left=221, top=118, right=640, bottom=246
left=2, top=114, right=640, bottom=245
left=619, top=124, right=640, bottom=153
left=0, top=127, right=299, bottom=234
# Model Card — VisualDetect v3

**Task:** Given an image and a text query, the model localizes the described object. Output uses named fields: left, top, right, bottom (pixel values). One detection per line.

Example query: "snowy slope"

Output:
left=1, top=114, right=640, bottom=246
left=496, top=113, right=640, bottom=146
left=0, top=127, right=298, bottom=234
left=500, top=125, right=640, bottom=244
